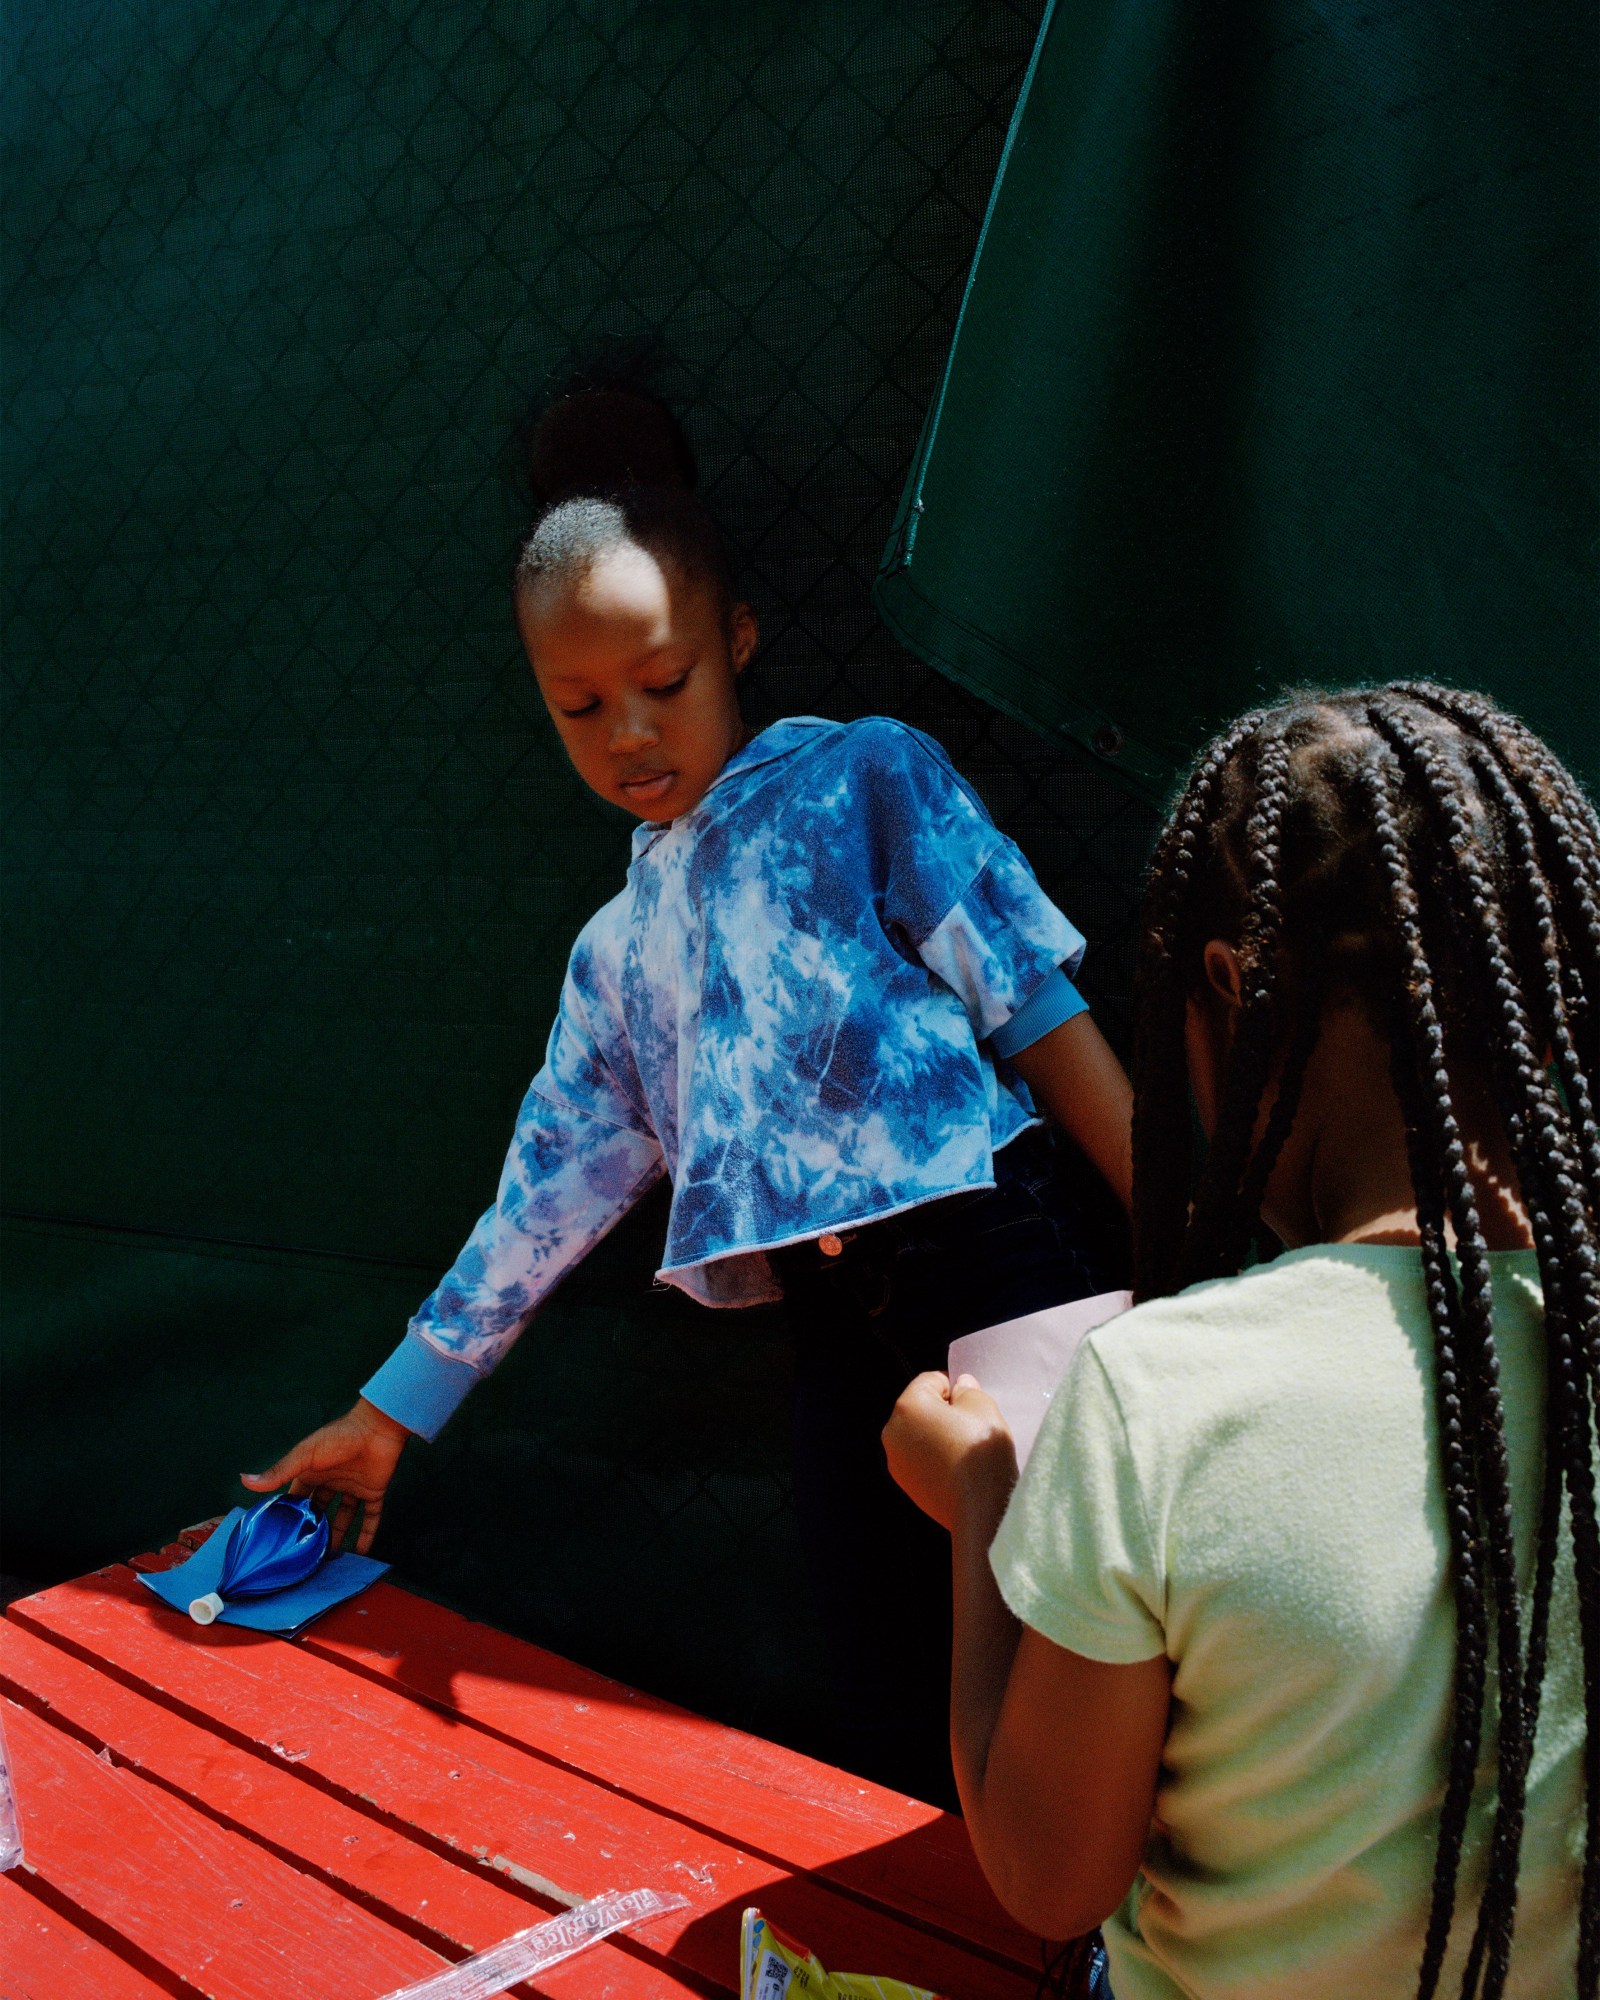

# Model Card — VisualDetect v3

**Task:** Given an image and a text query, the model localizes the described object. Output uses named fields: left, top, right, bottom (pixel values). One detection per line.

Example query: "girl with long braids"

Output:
left=885, top=683, right=1593, bottom=1998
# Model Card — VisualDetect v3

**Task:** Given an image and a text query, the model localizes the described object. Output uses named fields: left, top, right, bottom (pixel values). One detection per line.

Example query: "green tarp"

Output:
left=876, top=0, right=1599, bottom=803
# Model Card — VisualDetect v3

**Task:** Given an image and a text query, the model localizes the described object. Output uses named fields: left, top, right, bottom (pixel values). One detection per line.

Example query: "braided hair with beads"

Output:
left=1131, top=683, right=1598, bottom=2000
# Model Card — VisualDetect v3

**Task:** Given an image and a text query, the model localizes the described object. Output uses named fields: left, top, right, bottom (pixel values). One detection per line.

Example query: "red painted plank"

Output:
left=116, top=1531, right=1028, bottom=1966
left=128, top=1525, right=224, bottom=1575
left=124, top=1537, right=1038, bottom=1976
left=0, top=1868, right=181, bottom=2000
left=121, top=1527, right=1029, bottom=1972
left=10, top=1571, right=1032, bottom=2000
left=1, top=1696, right=443, bottom=2000
left=297, top=1584, right=1029, bottom=1966
left=0, top=1620, right=699, bottom=2000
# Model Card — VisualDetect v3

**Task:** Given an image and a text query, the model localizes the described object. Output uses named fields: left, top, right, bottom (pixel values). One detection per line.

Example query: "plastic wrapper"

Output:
left=0, top=1708, right=22, bottom=1873
left=740, top=1907, right=946, bottom=2000
left=378, top=1886, right=688, bottom=2000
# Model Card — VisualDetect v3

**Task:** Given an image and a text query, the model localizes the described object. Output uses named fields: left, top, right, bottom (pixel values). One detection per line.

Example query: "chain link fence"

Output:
left=2, top=0, right=1157, bottom=1753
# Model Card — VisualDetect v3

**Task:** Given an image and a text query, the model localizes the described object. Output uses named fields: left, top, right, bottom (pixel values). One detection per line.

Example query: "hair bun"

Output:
left=527, top=388, right=698, bottom=504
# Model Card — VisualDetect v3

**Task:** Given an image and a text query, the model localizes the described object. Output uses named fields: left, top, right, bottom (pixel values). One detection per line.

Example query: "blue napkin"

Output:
left=138, top=1507, right=390, bottom=1635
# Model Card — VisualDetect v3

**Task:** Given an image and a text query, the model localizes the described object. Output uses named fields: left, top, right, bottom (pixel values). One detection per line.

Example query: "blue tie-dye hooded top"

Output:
left=363, top=716, right=1087, bottom=1437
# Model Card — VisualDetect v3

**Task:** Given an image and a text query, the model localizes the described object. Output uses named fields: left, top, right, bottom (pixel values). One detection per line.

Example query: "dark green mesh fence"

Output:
left=1, top=0, right=1155, bottom=1750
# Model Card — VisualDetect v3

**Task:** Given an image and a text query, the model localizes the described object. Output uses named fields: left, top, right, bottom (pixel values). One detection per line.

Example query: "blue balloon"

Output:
left=216, top=1494, right=329, bottom=1601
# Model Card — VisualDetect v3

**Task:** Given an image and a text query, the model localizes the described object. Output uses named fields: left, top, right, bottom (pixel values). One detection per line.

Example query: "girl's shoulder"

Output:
left=774, top=714, right=983, bottom=821
left=747, top=713, right=949, bottom=776
left=717, top=717, right=978, bottom=838
left=829, top=713, right=957, bottom=778
left=1082, top=1247, right=1431, bottom=1393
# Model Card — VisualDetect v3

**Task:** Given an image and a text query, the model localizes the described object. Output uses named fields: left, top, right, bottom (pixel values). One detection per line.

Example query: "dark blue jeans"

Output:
left=774, top=1129, right=1127, bottom=1806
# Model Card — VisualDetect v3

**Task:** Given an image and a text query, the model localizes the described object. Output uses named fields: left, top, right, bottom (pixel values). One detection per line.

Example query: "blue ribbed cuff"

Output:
left=989, top=965, right=1090, bottom=1059
left=361, top=1333, right=481, bottom=1442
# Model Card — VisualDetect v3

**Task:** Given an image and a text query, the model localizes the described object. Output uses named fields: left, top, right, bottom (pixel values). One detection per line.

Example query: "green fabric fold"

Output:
left=877, top=0, right=1598, bottom=803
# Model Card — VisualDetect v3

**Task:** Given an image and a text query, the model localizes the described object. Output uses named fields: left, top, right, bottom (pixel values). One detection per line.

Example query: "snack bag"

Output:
left=739, top=1908, right=945, bottom=2000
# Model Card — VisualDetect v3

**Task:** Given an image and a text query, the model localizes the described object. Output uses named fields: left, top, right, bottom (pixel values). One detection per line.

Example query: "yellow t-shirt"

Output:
left=988, top=1245, right=1582, bottom=1999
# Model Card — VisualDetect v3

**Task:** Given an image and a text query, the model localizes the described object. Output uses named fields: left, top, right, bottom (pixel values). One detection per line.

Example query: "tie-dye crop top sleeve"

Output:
left=872, top=727, right=1088, bottom=1043
left=363, top=715, right=1089, bottom=1439
left=361, top=937, right=665, bottom=1439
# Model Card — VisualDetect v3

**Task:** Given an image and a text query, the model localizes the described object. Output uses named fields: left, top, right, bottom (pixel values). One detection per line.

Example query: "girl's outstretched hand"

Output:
left=240, top=1397, right=411, bottom=1555
left=883, top=1371, right=1018, bottom=1533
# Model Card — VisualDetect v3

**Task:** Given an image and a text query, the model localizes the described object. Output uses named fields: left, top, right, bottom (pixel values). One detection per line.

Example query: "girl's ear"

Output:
left=728, top=601, right=758, bottom=674
left=1186, top=941, right=1245, bottom=1138
left=1202, top=939, right=1245, bottom=1011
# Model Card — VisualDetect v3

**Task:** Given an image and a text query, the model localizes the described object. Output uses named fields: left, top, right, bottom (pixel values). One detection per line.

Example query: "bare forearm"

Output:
left=949, top=1465, right=1022, bottom=1822
left=953, top=1478, right=1169, bottom=1939
left=1012, top=1013, right=1134, bottom=1212
left=885, top=1373, right=1169, bottom=1942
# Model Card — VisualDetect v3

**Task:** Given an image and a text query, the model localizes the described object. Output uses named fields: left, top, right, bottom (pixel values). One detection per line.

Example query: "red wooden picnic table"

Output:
left=0, top=1521, right=1042, bottom=2000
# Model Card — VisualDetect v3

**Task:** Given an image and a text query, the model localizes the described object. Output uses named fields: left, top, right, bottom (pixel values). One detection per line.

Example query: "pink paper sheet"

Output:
left=948, top=1289, right=1132, bottom=1469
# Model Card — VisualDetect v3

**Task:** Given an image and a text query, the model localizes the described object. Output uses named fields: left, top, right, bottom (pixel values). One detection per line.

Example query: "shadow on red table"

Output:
left=22, top=1520, right=1038, bottom=1991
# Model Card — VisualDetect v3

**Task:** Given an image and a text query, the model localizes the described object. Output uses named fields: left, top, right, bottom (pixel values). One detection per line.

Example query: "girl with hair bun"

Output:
left=247, top=386, right=1137, bottom=1800
left=886, top=682, right=1594, bottom=1997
